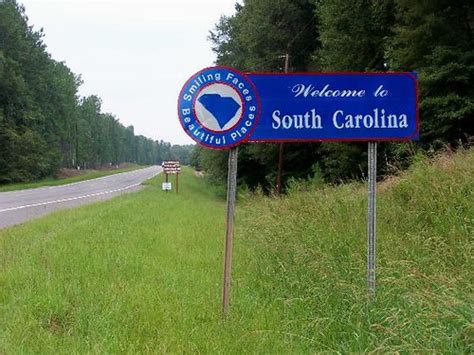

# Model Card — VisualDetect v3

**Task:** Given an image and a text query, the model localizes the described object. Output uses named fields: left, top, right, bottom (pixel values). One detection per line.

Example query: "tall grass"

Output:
left=0, top=151, right=472, bottom=352
left=235, top=149, right=473, bottom=352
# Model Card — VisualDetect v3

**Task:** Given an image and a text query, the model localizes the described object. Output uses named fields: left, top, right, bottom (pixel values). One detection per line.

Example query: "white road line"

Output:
left=0, top=183, right=142, bottom=212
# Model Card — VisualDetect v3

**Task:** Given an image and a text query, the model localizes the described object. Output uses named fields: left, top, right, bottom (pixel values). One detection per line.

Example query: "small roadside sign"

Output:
left=161, top=161, right=181, bottom=193
left=162, top=161, right=181, bottom=173
left=162, top=182, right=172, bottom=191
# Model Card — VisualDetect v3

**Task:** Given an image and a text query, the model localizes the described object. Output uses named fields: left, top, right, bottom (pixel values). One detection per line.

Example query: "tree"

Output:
left=315, top=0, right=395, bottom=71
left=0, top=1, right=192, bottom=183
left=387, top=0, right=474, bottom=144
left=207, top=0, right=322, bottom=191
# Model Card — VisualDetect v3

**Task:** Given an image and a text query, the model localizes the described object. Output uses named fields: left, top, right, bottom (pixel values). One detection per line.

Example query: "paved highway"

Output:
left=0, top=166, right=162, bottom=228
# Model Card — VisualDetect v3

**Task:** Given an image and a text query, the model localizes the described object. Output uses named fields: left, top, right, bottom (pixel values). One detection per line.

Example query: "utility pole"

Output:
left=276, top=53, right=289, bottom=195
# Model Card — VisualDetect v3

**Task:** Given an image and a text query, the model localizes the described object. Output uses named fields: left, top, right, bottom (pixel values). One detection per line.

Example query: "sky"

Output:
left=20, top=0, right=238, bottom=145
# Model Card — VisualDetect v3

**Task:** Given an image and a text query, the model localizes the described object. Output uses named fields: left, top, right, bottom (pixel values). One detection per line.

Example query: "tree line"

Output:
left=192, top=0, right=473, bottom=190
left=0, top=0, right=193, bottom=184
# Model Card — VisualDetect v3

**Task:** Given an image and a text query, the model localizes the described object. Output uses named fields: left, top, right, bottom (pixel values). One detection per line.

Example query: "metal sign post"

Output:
left=276, top=53, right=289, bottom=195
left=222, top=147, right=238, bottom=315
left=367, top=142, right=377, bottom=296
left=176, top=173, right=179, bottom=193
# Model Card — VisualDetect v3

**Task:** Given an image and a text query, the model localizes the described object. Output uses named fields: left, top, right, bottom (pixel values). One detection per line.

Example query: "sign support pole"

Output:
left=367, top=142, right=377, bottom=296
left=176, top=173, right=179, bottom=193
left=276, top=53, right=289, bottom=195
left=222, top=147, right=238, bottom=315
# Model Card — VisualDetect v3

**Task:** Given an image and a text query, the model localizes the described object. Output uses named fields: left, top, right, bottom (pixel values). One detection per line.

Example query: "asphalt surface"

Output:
left=0, top=166, right=162, bottom=229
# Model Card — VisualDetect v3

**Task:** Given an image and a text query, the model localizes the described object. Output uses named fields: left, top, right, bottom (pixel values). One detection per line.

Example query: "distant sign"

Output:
left=178, top=67, right=418, bottom=148
left=162, top=160, right=180, bottom=166
left=162, top=182, right=172, bottom=191
left=162, top=160, right=181, bottom=174
left=164, top=170, right=181, bottom=174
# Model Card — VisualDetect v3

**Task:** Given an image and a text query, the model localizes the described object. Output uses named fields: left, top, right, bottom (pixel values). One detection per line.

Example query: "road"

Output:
left=0, top=166, right=162, bottom=229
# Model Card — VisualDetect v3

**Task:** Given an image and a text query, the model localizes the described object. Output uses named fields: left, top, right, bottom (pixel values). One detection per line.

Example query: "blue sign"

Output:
left=177, top=68, right=418, bottom=149
left=248, top=72, right=418, bottom=142
left=177, top=67, right=261, bottom=149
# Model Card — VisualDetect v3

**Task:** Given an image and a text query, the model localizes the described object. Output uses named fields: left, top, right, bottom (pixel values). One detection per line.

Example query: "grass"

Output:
left=236, top=149, right=474, bottom=352
left=0, top=151, right=473, bottom=352
left=0, top=165, right=145, bottom=192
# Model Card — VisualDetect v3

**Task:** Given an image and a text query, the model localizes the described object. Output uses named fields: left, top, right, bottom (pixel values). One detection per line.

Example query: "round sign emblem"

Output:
left=178, top=66, right=260, bottom=149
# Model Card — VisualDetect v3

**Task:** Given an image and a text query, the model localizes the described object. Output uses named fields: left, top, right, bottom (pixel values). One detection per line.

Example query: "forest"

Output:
left=0, top=0, right=193, bottom=184
left=1, top=0, right=472, bottom=187
left=192, top=0, right=473, bottom=191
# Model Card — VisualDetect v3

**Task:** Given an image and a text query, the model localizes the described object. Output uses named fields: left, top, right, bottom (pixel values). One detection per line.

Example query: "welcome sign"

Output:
left=177, top=66, right=419, bottom=311
left=177, top=66, right=418, bottom=148
left=248, top=72, right=418, bottom=143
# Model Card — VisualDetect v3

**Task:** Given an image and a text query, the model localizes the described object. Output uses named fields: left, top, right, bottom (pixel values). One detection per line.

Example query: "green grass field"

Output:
left=1, top=151, right=473, bottom=353
left=0, top=165, right=144, bottom=192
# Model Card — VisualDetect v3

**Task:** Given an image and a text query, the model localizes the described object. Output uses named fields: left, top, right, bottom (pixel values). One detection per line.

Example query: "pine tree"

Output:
left=388, top=0, right=474, bottom=144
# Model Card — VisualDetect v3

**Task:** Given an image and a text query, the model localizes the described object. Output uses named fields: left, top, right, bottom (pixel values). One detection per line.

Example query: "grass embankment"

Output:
left=1, top=152, right=473, bottom=352
left=236, top=150, right=473, bottom=352
left=0, top=165, right=144, bottom=192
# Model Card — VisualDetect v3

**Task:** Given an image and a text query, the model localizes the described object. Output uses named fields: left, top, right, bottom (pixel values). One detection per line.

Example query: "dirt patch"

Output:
left=378, top=175, right=402, bottom=193
left=57, top=168, right=93, bottom=179
left=57, top=164, right=138, bottom=179
left=97, top=163, right=136, bottom=170
left=437, top=154, right=457, bottom=171
left=43, top=312, right=72, bottom=334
